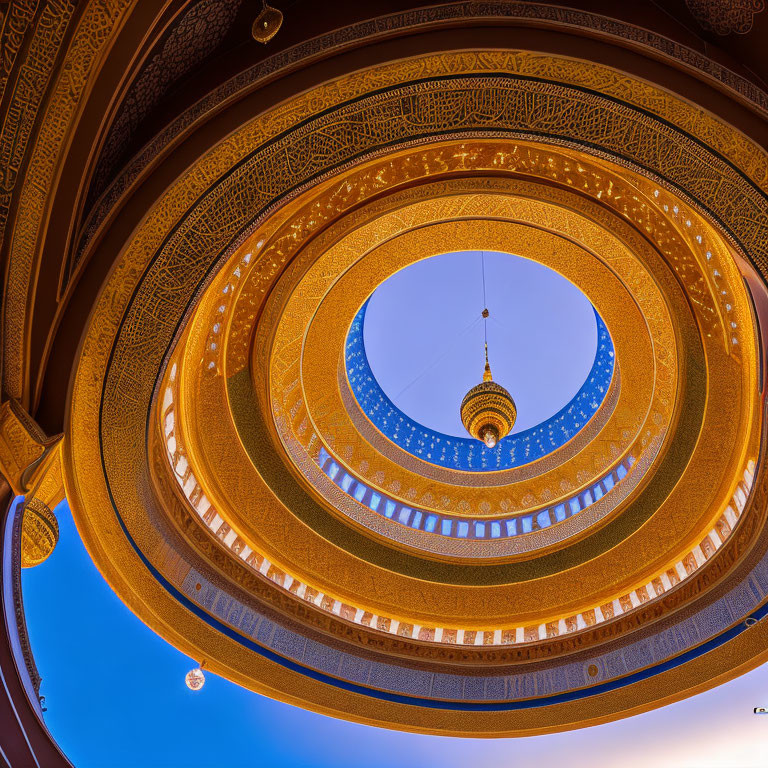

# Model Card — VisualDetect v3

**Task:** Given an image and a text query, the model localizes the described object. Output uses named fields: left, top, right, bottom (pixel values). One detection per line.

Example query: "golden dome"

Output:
left=460, top=349, right=517, bottom=447
left=20, top=500, right=59, bottom=568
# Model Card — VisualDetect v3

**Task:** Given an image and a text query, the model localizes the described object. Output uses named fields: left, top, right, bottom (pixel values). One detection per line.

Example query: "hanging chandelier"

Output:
left=460, top=340, right=517, bottom=447
left=460, top=256, right=516, bottom=447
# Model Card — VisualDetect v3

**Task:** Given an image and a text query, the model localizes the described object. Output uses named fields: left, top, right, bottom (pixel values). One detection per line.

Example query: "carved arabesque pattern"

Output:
left=84, top=0, right=243, bottom=252
left=687, top=0, right=765, bottom=34
left=76, top=39, right=768, bottom=280
left=2, top=0, right=130, bottom=403
left=66, top=52, right=766, bottom=732
left=87, top=71, right=758, bottom=609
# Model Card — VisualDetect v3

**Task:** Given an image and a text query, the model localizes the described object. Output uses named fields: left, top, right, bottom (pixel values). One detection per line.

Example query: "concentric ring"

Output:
left=63, top=46, right=765, bottom=736
left=266, top=179, right=675, bottom=558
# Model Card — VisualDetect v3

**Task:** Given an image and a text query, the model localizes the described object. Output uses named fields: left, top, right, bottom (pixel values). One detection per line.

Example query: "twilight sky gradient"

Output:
left=21, top=252, right=768, bottom=766
left=23, top=500, right=768, bottom=768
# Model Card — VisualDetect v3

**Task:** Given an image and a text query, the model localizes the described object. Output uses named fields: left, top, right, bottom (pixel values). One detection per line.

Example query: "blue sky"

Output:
left=21, top=251, right=768, bottom=767
left=22, top=501, right=768, bottom=767
left=364, top=251, right=597, bottom=435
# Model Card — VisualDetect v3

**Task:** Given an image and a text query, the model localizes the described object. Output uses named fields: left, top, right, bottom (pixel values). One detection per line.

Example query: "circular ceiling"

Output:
left=63, top=45, right=767, bottom=738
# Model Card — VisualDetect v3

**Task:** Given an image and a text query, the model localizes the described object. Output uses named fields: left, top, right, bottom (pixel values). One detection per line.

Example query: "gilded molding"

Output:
left=171, top=147, right=752, bottom=618
left=275, top=190, right=670, bottom=519
left=0, top=1, right=73, bottom=252
left=1, top=0, right=130, bottom=403
left=146, top=426, right=768, bottom=669
left=0, top=399, right=57, bottom=494
left=77, top=1, right=768, bottom=271
left=162, top=348, right=756, bottom=645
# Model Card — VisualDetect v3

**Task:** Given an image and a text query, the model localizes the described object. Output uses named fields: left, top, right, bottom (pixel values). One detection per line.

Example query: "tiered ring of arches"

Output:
left=64, top=48, right=766, bottom=736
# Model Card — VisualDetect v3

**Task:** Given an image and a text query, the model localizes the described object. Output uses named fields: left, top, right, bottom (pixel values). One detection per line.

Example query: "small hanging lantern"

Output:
left=185, top=661, right=206, bottom=691
left=252, top=1, right=282, bottom=43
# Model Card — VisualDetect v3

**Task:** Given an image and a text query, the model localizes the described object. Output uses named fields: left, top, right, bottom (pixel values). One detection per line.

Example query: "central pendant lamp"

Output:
left=460, top=255, right=517, bottom=447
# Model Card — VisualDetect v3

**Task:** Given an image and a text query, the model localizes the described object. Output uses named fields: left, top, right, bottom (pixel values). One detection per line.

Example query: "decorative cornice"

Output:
left=64, top=48, right=766, bottom=735
left=75, top=0, right=768, bottom=279
left=1, top=0, right=130, bottom=404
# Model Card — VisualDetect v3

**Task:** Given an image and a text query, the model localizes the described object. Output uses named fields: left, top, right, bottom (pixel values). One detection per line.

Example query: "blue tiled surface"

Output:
left=345, top=301, right=614, bottom=471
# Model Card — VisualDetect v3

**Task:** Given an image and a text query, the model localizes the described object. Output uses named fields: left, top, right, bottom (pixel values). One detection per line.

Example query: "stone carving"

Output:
left=687, top=0, right=765, bottom=34
left=0, top=400, right=55, bottom=494
left=84, top=0, right=243, bottom=254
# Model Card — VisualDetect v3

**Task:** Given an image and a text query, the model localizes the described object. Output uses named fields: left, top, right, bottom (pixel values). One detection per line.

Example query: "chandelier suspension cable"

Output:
left=481, top=250, right=487, bottom=303
left=393, top=315, right=482, bottom=401
left=482, top=250, right=488, bottom=339
left=481, top=250, right=492, bottom=380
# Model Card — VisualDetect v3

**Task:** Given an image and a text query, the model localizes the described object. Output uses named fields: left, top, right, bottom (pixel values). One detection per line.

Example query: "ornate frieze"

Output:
left=1, top=0, right=129, bottom=404
left=76, top=1, right=768, bottom=280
